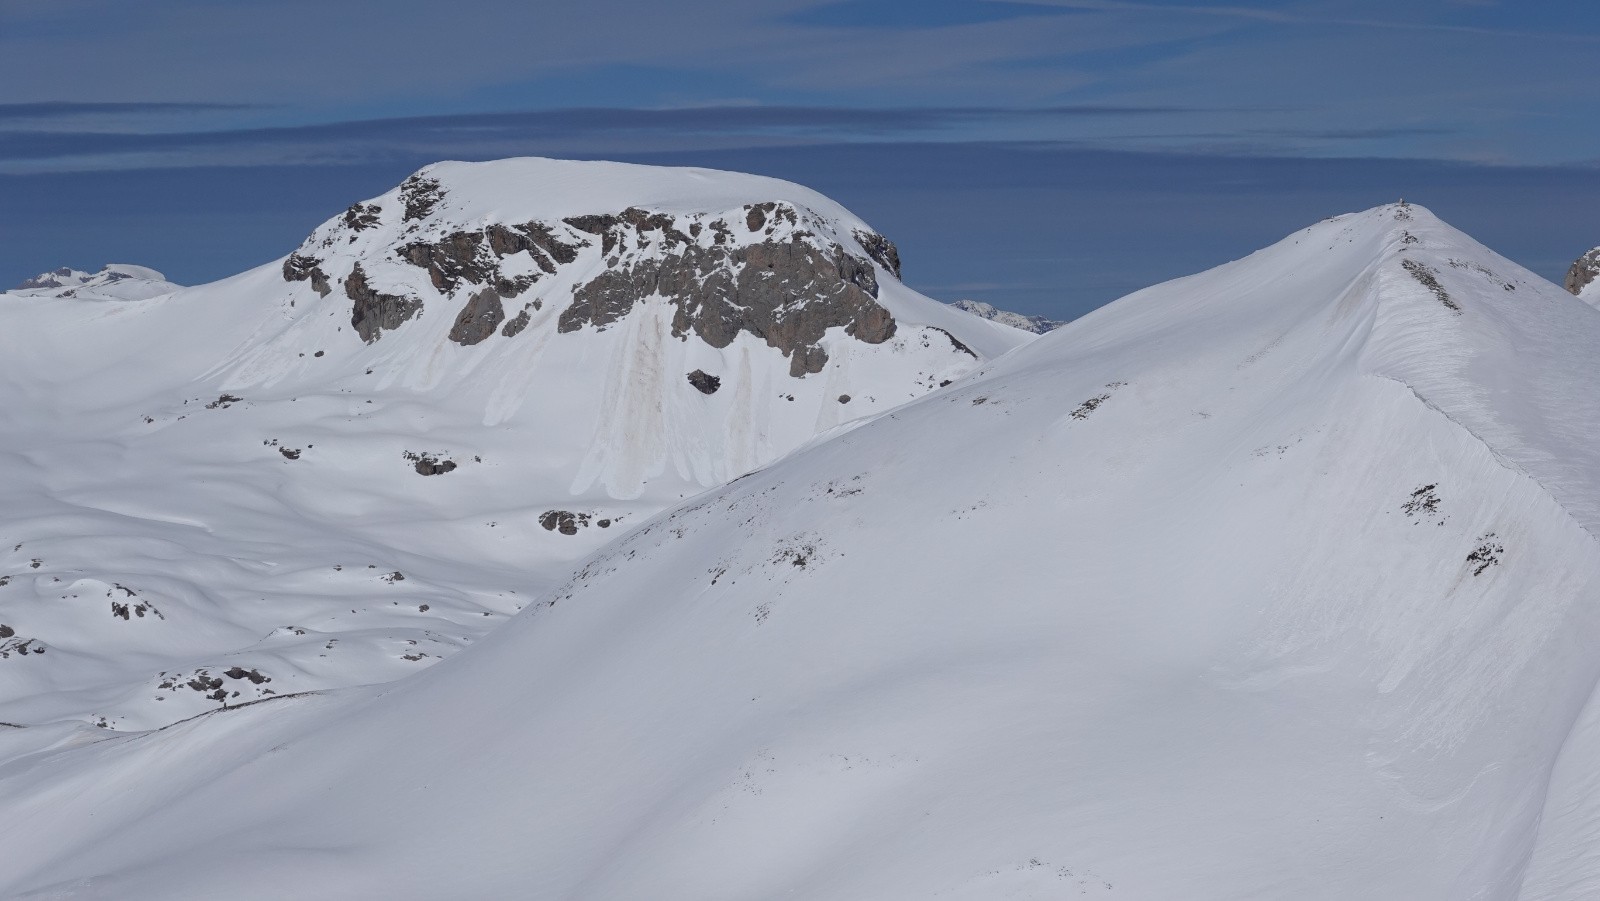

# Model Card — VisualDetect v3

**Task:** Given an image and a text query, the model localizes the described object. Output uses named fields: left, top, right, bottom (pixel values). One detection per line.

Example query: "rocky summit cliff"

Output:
left=276, top=159, right=1013, bottom=377
left=1566, top=246, right=1600, bottom=302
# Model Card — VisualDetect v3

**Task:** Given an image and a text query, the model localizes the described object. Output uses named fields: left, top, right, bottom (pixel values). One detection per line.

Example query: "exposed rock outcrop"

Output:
left=399, top=222, right=589, bottom=299
left=345, top=263, right=422, bottom=343
left=501, top=308, right=531, bottom=338
left=283, top=254, right=332, bottom=297
left=342, top=203, right=381, bottom=232
left=558, top=206, right=894, bottom=377
left=853, top=229, right=902, bottom=279
left=1567, top=247, right=1600, bottom=296
left=448, top=289, right=506, bottom=346
left=400, top=175, right=445, bottom=222
left=278, top=165, right=933, bottom=373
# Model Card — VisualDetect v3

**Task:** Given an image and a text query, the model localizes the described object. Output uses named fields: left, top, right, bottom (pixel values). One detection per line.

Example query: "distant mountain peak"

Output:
left=948, top=298, right=1061, bottom=334
left=10, top=263, right=180, bottom=300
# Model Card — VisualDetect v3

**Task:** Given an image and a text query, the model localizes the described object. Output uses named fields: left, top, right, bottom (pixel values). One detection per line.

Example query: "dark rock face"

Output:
left=292, top=188, right=906, bottom=373
left=687, top=370, right=721, bottom=394
left=402, top=231, right=493, bottom=294
left=345, top=263, right=422, bottom=343
left=342, top=203, right=381, bottom=232
left=540, top=510, right=592, bottom=535
left=1567, top=248, right=1600, bottom=296
left=400, top=175, right=445, bottom=222
left=1401, top=259, right=1460, bottom=313
left=501, top=308, right=532, bottom=338
left=16, top=267, right=76, bottom=290
left=399, top=222, right=588, bottom=299
left=486, top=221, right=586, bottom=266
left=853, top=229, right=902, bottom=279
left=559, top=207, right=895, bottom=377
left=283, top=254, right=331, bottom=297
left=449, top=289, right=506, bottom=346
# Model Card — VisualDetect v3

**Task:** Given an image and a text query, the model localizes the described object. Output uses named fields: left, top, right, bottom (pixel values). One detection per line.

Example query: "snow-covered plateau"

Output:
left=2, top=172, right=1598, bottom=900
left=10, top=264, right=182, bottom=302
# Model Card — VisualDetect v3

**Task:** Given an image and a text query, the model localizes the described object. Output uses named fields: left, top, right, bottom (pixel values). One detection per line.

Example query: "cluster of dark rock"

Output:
left=1567, top=247, right=1600, bottom=296
left=279, top=181, right=908, bottom=377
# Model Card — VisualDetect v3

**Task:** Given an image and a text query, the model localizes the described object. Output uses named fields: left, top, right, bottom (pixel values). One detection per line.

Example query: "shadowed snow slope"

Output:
left=6, top=203, right=1600, bottom=900
left=0, top=157, right=1024, bottom=740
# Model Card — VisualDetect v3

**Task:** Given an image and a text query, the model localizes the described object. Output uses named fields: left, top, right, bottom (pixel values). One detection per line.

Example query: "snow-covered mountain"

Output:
left=948, top=297, right=1062, bottom=333
left=0, top=158, right=1026, bottom=737
left=1566, top=246, right=1600, bottom=305
left=9, top=263, right=181, bottom=301
left=6, top=201, right=1600, bottom=900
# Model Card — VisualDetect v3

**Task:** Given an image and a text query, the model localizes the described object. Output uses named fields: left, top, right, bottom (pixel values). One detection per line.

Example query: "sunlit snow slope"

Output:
left=5, top=203, right=1598, bottom=899
left=0, top=158, right=1024, bottom=739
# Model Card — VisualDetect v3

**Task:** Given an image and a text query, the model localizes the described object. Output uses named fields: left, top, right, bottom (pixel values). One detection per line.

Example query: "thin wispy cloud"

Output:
left=0, top=102, right=260, bottom=122
left=999, top=0, right=1600, bottom=41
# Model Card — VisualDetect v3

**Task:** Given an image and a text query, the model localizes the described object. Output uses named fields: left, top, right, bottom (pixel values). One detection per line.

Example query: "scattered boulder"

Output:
left=687, top=370, right=721, bottom=394
left=404, top=451, right=457, bottom=476
left=539, top=510, right=592, bottom=535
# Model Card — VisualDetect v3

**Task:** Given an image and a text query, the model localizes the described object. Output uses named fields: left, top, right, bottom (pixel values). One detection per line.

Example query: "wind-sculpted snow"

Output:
left=6, top=203, right=1600, bottom=899
left=0, top=159, right=1026, bottom=749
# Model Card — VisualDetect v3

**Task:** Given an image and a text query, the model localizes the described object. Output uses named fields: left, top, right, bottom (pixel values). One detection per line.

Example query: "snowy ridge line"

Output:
left=1373, top=372, right=1599, bottom=548
left=1353, top=203, right=1600, bottom=537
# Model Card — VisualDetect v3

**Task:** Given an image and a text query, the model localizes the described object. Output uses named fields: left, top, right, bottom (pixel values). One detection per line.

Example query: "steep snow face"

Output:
left=9, top=264, right=180, bottom=301
left=949, top=298, right=1062, bottom=333
left=0, top=158, right=1026, bottom=740
left=7, top=203, right=1600, bottom=900
left=1565, top=246, right=1600, bottom=306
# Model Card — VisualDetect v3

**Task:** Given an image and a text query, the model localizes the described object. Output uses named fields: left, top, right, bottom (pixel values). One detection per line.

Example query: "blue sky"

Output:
left=3, top=0, right=1596, bottom=319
